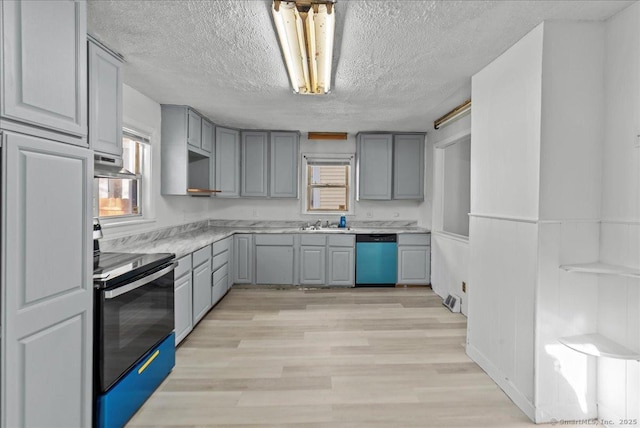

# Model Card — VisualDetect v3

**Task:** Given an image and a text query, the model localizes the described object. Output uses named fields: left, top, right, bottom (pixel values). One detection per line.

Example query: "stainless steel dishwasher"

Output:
left=355, top=234, right=398, bottom=286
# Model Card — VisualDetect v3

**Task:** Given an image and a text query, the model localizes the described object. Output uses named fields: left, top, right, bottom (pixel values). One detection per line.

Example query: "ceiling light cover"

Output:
left=272, top=1, right=335, bottom=95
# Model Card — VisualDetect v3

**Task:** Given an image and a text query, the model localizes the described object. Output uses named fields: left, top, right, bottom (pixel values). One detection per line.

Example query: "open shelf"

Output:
left=559, top=333, right=640, bottom=360
left=559, top=262, right=640, bottom=279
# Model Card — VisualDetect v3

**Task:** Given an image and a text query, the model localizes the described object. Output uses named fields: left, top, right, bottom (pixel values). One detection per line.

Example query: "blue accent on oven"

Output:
left=96, top=332, right=175, bottom=428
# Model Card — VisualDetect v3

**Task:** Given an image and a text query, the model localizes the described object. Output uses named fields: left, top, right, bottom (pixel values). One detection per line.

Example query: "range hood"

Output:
left=94, top=154, right=138, bottom=179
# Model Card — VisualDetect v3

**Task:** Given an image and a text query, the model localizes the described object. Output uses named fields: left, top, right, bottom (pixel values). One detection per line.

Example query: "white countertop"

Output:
left=106, top=225, right=430, bottom=258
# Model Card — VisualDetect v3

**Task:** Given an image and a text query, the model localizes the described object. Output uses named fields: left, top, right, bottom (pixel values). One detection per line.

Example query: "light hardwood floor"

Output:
left=127, top=287, right=536, bottom=427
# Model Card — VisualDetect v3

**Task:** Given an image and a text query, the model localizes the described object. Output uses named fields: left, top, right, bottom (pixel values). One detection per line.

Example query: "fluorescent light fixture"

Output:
left=272, top=1, right=336, bottom=95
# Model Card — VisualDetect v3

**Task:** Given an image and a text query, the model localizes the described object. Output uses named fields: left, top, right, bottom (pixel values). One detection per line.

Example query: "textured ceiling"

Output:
left=87, top=0, right=632, bottom=134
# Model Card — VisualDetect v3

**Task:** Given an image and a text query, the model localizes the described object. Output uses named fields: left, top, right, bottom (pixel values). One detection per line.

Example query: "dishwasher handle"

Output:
left=356, top=234, right=397, bottom=243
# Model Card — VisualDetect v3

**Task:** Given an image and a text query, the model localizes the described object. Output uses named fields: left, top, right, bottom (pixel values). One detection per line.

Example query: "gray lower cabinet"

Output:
left=88, top=38, right=123, bottom=156
left=241, top=131, right=268, bottom=197
left=192, top=245, right=212, bottom=325
left=270, top=132, right=299, bottom=198
left=397, top=234, right=431, bottom=285
left=215, top=127, right=241, bottom=197
left=1, top=0, right=87, bottom=143
left=212, top=236, right=233, bottom=305
left=234, top=234, right=254, bottom=284
left=393, top=134, right=424, bottom=200
left=357, top=133, right=393, bottom=200
left=255, top=234, right=295, bottom=285
left=2, top=131, right=93, bottom=428
left=174, top=255, right=193, bottom=345
left=299, top=235, right=326, bottom=285
left=327, top=235, right=355, bottom=286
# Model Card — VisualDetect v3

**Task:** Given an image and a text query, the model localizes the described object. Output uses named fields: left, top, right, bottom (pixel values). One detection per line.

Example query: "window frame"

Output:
left=302, top=154, right=354, bottom=215
left=95, top=128, right=151, bottom=224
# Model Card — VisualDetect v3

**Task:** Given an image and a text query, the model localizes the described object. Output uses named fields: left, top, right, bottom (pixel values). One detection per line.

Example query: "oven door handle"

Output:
left=104, top=262, right=177, bottom=300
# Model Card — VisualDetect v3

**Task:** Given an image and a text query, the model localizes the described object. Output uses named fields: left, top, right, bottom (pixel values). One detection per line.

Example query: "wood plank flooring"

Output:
left=127, top=287, right=535, bottom=427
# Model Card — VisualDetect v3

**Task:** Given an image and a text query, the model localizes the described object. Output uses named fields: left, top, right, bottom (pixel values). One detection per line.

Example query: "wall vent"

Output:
left=443, top=294, right=461, bottom=313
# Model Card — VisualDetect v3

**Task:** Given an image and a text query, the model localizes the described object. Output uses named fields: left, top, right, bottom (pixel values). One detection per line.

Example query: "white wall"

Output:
left=430, top=114, right=471, bottom=313
left=101, top=85, right=212, bottom=238
left=467, top=25, right=544, bottom=419
left=468, top=20, right=609, bottom=422
left=598, top=2, right=640, bottom=422
left=210, top=135, right=432, bottom=227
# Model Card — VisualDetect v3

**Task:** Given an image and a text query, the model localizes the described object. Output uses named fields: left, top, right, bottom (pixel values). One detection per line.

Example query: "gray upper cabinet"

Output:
left=88, top=38, right=123, bottom=156
left=201, top=119, right=214, bottom=153
left=357, top=133, right=393, bottom=200
left=393, top=134, right=424, bottom=200
left=1, top=1, right=87, bottom=144
left=215, top=127, right=241, bottom=197
left=187, top=109, right=202, bottom=152
left=241, top=131, right=268, bottom=197
left=2, top=131, right=93, bottom=428
left=161, top=105, right=212, bottom=195
left=270, top=132, right=299, bottom=198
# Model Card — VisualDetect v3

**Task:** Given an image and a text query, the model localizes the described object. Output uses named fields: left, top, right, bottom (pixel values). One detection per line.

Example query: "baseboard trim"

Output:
left=466, top=343, right=536, bottom=422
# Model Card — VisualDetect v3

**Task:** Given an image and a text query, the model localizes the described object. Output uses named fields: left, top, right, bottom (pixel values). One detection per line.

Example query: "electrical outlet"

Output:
left=366, top=212, right=373, bottom=218
left=462, top=281, right=466, bottom=293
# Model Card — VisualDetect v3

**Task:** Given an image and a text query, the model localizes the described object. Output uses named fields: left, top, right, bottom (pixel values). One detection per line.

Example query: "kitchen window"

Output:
left=304, top=157, right=352, bottom=213
left=97, top=130, right=149, bottom=219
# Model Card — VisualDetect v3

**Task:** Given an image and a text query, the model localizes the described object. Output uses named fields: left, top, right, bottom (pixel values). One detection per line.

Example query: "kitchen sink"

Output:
left=299, top=226, right=352, bottom=232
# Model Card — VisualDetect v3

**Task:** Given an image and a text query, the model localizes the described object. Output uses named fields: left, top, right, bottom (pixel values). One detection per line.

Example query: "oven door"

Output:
left=96, top=261, right=176, bottom=392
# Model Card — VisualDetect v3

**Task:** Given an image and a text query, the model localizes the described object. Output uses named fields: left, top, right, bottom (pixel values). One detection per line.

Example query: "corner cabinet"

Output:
left=0, top=0, right=87, bottom=144
left=357, top=133, right=393, bottom=200
left=161, top=105, right=214, bottom=195
left=88, top=38, right=123, bottom=156
left=215, top=127, right=241, bottom=197
left=1, top=132, right=93, bottom=428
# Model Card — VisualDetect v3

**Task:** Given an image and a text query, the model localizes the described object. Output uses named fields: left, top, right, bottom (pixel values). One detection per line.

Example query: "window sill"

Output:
left=101, top=217, right=157, bottom=230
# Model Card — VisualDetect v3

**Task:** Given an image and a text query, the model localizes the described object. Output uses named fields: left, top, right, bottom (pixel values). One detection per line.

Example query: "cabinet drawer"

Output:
left=193, top=245, right=211, bottom=267
left=254, top=234, right=294, bottom=246
left=398, top=234, right=430, bottom=246
left=300, top=234, right=326, bottom=246
left=213, top=264, right=229, bottom=284
left=212, top=237, right=232, bottom=256
left=174, top=254, right=192, bottom=279
left=328, top=234, right=355, bottom=247
left=212, top=251, right=229, bottom=272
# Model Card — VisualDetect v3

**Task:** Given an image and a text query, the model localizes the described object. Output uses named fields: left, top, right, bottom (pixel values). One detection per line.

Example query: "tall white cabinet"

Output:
left=0, top=2, right=93, bottom=427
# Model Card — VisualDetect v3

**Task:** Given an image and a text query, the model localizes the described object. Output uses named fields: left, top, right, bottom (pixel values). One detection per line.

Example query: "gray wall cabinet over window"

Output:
left=357, top=132, right=425, bottom=201
left=1, top=0, right=88, bottom=146
left=88, top=38, right=123, bottom=156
